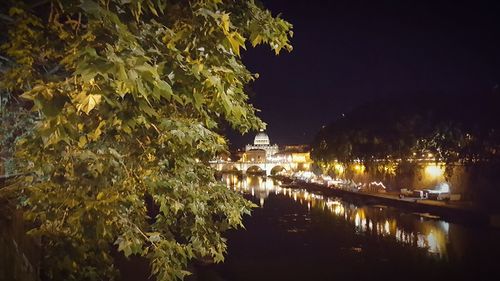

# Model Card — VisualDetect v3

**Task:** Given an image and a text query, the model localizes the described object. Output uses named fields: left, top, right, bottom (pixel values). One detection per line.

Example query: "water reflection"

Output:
left=224, top=174, right=450, bottom=257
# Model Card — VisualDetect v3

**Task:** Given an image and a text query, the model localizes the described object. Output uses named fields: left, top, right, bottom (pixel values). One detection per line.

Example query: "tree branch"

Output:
left=0, top=55, right=13, bottom=63
left=29, top=0, right=50, bottom=10
left=46, top=65, right=61, bottom=76
left=0, top=13, right=14, bottom=23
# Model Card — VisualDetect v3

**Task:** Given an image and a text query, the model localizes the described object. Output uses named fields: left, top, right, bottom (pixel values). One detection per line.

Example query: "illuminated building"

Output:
left=211, top=131, right=313, bottom=175
left=244, top=131, right=279, bottom=159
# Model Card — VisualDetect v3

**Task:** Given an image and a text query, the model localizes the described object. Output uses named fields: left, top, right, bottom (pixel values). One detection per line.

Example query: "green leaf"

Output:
left=155, top=80, right=173, bottom=100
left=1, top=1, right=293, bottom=280
left=77, top=94, right=102, bottom=115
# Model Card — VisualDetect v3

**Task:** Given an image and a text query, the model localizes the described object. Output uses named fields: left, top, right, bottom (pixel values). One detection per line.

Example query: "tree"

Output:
left=311, top=96, right=500, bottom=176
left=0, top=0, right=292, bottom=280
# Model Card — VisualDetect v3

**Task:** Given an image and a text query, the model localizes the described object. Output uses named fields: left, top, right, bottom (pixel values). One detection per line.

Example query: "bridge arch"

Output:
left=270, top=165, right=287, bottom=175
left=246, top=165, right=265, bottom=175
left=221, top=163, right=239, bottom=173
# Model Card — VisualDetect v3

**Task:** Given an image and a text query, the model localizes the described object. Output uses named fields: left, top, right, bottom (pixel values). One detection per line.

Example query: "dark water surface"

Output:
left=4, top=174, right=499, bottom=280
left=187, top=175, right=500, bottom=281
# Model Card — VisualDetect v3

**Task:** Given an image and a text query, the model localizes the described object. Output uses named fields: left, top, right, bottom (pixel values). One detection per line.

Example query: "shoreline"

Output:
left=271, top=175, right=497, bottom=228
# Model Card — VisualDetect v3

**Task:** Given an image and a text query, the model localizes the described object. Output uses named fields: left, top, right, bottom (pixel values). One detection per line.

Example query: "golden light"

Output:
left=353, top=163, right=365, bottom=174
left=334, top=163, right=345, bottom=174
left=382, top=163, right=397, bottom=175
left=292, top=154, right=306, bottom=162
left=304, top=191, right=310, bottom=200
left=424, top=163, right=445, bottom=178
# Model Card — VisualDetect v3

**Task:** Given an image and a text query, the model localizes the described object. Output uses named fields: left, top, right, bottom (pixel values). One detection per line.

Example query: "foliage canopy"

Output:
left=0, top=0, right=292, bottom=280
left=311, top=95, right=500, bottom=168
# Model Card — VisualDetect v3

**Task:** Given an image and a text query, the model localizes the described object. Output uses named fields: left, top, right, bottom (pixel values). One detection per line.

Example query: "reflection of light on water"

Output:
left=440, top=221, right=450, bottom=233
left=417, top=235, right=425, bottom=248
left=265, top=178, right=273, bottom=190
left=354, top=210, right=367, bottom=232
left=334, top=205, right=344, bottom=216
left=427, top=231, right=438, bottom=253
left=221, top=174, right=451, bottom=257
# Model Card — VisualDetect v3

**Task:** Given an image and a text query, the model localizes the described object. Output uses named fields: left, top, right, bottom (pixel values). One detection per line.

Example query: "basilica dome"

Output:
left=254, top=132, right=270, bottom=145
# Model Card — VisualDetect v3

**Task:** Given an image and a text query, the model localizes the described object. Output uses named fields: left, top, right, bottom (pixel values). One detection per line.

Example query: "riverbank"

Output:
left=271, top=175, right=496, bottom=227
left=201, top=174, right=500, bottom=281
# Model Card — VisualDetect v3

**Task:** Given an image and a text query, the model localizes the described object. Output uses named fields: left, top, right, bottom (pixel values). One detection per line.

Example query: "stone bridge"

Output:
left=210, top=160, right=292, bottom=176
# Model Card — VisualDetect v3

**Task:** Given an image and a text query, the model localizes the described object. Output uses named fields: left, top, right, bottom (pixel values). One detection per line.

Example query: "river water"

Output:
left=188, top=175, right=500, bottom=281
left=4, top=174, right=499, bottom=281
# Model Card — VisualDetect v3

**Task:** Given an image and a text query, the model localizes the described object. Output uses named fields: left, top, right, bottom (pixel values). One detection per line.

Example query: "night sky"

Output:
left=226, top=0, right=500, bottom=149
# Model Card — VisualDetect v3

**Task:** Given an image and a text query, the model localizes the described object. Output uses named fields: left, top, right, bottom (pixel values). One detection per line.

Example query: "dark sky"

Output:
left=227, top=0, right=500, bottom=149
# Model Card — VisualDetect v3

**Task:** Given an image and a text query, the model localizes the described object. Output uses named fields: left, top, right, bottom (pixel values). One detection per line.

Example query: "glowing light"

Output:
left=370, top=181, right=387, bottom=189
left=300, top=171, right=315, bottom=179
left=322, top=175, right=333, bottom=181
left=222, top=172, right=451, bottom=257
left=292, top=154, right=306, bottom=162
left=334, top=163, right=345, bottom=174
left=382, top=163, right=397, bottom=175
left=417, top=234, right=425, bottom=248
left=355, top=213, right=361, bottom=227
left=427, top=231, right=439, bottom=253
left=424, top=164, right=445, bottom=178
left=436, top=182, right=450, bottom=193
left=440, top=221, right=450, bottom=233
left=333, top=205, right=341, bottom=216
left=265, top=178, right=274, bottom=189
left=354, top=209, right=366, bottom=230
left=353, top=164, right=365, bottom=174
